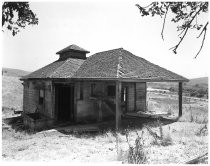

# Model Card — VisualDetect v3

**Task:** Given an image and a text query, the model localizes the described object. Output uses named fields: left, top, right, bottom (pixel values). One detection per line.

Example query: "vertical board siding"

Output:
left=136, top=82, right=146, bottom=112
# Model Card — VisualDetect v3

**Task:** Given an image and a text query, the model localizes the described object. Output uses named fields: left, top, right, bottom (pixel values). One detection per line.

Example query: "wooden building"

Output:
left=20, top=44, right=188, bottom=130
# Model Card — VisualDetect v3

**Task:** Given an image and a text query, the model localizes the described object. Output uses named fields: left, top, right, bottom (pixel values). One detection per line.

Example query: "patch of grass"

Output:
left=179, top=104, right=208, bottom=124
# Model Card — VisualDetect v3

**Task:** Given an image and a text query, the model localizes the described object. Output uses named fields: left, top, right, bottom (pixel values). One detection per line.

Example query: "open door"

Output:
left=55, top=84, right=74, bottom=122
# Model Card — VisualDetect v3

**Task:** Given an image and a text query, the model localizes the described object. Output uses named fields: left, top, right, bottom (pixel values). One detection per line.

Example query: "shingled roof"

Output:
left=21, top=58, right=85, bottom=80
left=21, top=47, right=188, bottom=82
left=73, top=48, right=188, bottom=82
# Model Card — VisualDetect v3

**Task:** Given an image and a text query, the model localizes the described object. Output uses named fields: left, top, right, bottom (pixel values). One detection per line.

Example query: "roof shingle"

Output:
left=21, top=58, right=85, bottom=79
left=73, top=48, right=188, bottom=81
left=21, top=47, right=188, bottom=82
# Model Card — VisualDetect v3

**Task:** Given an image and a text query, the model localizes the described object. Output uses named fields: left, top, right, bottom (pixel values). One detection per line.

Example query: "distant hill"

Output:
left=148, top=77, right=208, bottom=89
left=2, top=67, right=30, bottom=77
left=187, top=77, right=208, bottom=88
left=147, top=77, right=208, bottom=98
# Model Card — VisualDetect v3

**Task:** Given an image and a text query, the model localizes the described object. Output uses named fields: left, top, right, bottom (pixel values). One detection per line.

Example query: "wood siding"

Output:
left=23, top=80, right=53, bottom=118
left=23, top=80, right=147, bottom=122
left=136, top=82, right=146, bottom=112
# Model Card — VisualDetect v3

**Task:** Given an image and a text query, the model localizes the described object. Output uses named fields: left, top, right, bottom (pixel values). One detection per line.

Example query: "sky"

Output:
left=2, top=0, right=209, bottom=79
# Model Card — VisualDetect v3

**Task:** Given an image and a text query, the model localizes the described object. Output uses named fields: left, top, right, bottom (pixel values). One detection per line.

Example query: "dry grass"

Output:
left=2, top=119, right=208, bottom=163
left=2, top=76, right=23, bottom=110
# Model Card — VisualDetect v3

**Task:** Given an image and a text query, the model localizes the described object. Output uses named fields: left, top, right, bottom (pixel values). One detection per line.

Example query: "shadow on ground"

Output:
left=3, top=115, right=177, bottom=138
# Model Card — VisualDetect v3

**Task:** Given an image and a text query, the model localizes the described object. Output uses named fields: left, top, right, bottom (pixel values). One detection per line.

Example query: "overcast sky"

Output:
left=2, top=0, right=209, bottom=79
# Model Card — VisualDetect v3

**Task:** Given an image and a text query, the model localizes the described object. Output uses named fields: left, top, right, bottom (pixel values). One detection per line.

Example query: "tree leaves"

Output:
left=2, top=2, right=38, bottom=36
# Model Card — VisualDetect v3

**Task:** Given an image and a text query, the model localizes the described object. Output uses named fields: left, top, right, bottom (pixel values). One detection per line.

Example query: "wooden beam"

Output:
left=179, top=82, right=183, bottom=117
left=116, top=81, right=122, bottom=130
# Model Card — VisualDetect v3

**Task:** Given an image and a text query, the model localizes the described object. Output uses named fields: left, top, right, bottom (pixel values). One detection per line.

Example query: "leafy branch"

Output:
left=2, top=2, right=38, bottom=36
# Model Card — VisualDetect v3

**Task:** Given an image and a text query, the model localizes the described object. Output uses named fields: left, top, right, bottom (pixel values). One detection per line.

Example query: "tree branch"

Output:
left=142, top=2, right=155, bottom=8
left=197, top=21, right=209, bottom=38
left=161, top=5, right=169, bottom=40
left=169, top=6, right=204, bottom=54
left=194, top=23, right=208, bottom=59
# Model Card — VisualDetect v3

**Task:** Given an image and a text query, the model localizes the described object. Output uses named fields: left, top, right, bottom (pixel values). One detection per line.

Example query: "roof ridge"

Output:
left=94, top=47, right=123, bottom=55
left=48, top=58, right=72, bottom=78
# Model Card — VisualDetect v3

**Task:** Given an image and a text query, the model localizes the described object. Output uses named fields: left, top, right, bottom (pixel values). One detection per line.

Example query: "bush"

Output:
left=118, top=130, right=147, bottom=164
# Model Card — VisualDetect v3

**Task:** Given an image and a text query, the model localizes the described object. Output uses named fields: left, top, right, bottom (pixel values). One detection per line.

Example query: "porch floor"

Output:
left=44, top=115, right=178, bottom=134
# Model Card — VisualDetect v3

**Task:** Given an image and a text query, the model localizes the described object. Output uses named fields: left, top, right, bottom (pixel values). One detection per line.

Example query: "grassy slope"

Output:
left=2, top=67, right=30, bottom=77
left=2, top=68, right=30, bottom=110
left=2, top=76, right=23, bottom=109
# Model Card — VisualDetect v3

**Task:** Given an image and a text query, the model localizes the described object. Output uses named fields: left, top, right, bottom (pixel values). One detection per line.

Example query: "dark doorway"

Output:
left=55, top=84, right=74, bottom=122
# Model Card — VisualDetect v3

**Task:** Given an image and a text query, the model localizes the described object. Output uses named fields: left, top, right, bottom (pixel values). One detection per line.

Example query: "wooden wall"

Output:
left=75, top=81, right=147, bottom=122
left=75, top=81, right=116, bottom=122
left=22, top=80, right=147, bottom=123
left=122, top=82, right=146, bottom=113
left=136, top=82, right=146, bottom=112
left=23, top=80, right=53, bottom=118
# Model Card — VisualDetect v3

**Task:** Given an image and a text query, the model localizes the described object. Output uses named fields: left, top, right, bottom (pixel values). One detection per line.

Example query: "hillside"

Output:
left=147, top=77, right=208, bottom=98
left=187, top=77, right=208, bottom=88
left=2, top=68, right=30, bottom=109
left=2, top=67, right=30, bottom=77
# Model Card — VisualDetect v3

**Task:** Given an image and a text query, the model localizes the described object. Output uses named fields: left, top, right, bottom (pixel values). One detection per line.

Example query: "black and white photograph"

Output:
left=1, top=0, right=209, bottom=164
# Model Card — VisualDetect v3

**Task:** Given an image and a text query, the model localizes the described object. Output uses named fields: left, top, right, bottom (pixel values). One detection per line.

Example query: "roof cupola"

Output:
left=56, top=44, right=90, bottom=60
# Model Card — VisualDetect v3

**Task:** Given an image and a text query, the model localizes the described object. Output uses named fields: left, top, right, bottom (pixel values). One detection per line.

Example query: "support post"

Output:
left=178, top=82, right=183, bottom=117
left=134, top=83, right=136, bottom=112
left=116, top=81, right=122, bottom=130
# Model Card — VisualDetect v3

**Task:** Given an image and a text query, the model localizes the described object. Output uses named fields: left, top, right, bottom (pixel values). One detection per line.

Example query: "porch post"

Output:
left=116, top=81, right=122, bottom=130
left=178, top=82, right=183, bottom=117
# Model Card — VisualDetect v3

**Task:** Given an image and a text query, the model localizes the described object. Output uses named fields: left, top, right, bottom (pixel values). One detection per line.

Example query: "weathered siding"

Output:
left=136, top=82, right=146, bottom=112
left=23, top=80, right=147, bottom=123
left=23, top=80, right=53, bottom=118
left=75, top=81, right=115, bottom=122
left=126, top=83, right=135, bottom=112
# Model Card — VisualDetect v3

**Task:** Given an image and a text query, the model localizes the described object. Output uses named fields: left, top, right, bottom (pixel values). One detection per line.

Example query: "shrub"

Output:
left=118, top=130, right=147, bottom=164
left=126, top=132, right=147, bottom=164
left=161, top=132, right=173, bottom=146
